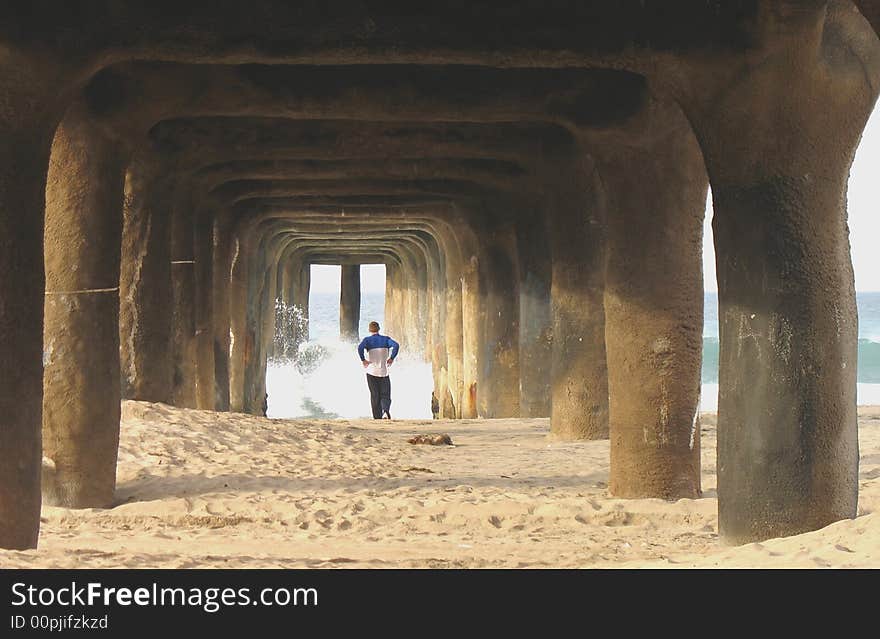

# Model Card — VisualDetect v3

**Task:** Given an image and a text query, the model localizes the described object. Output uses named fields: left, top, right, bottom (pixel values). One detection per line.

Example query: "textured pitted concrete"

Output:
left=119, top=153, right=176, bottom=404
left=600, top=104, right=708, bottom=501
left=2, top=1, right=880, bottom=550
left=544, top=151, right=609, bottom=442
left=43, top=105, right=125, bottom=509
left=684, top=2, right=880, bottom=542
left=170, top=191, right=199, bottom=409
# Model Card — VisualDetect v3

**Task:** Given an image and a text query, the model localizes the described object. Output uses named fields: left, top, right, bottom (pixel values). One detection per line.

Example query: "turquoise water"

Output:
left=307, top=291, right=385, bottom=343
left=701, top=292, right=880, bottom=384
left=307, top=290, right=880, bottom=385
left=268, top=291, right=880, bottom=418
left=309, top=290, right=880, bottom=390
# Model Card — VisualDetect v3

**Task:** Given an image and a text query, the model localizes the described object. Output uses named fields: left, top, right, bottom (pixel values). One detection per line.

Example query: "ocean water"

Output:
left=266, top=292, right=434, bottom=419
left=266, top=292, right=880, bottom=418
left=700, top=292, right=880, bottom=410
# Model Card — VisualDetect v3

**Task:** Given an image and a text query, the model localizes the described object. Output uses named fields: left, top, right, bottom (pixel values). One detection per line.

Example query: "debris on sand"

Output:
left=408, top=433, right=453, bottom=446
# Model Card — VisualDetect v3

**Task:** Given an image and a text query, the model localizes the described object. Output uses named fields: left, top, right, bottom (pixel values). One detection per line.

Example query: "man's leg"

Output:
left=380, top=377, right=392, bottom=419
left=366, top=374, right=382, bottom=419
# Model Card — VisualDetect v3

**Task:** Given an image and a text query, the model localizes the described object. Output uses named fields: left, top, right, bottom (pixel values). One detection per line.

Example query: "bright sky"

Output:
left=844, top=103, right=880, bottom=292
left=310, top=264, right=386, bottom=293
left=310, top=105, right=880, bottom=295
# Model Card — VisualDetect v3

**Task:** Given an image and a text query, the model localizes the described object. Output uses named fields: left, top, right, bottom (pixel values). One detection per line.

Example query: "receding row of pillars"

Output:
left=37, top=107, right=710, bottom=526
left=3, top=15, right=875, bottom=552
left=30, top=111, right=860, bottom=553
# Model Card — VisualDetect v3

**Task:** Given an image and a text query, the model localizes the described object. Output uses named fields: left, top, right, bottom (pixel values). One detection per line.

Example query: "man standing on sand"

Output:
left=357, top=321, right=400, bottom=419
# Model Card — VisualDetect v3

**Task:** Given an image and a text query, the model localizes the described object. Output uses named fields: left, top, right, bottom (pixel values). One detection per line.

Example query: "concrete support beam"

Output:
left=0, top=71, right=58, bottom=550
left=339, top=264, right=361, bottom=342
left=476, top=222, right=521, bottom=418
left=683, top=6, right=880, bottom=542
left=42, top=104, right=124, bottom=509
left=545, top=151, right=608, bottom=440
left=600, top=108, right=707, bottom=501
left=193, top=208, right=216, bottom=410
left=119, top=152, right=175, bottom=403
left=516, top=208, right=552, bottom=418
left=170, top=192, right=198, bottom=408
left=211, top=213, right=234, bottom=411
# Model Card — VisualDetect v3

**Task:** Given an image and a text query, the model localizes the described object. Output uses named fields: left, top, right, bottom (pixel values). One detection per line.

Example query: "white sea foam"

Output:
left=266, top=338, right=433, bottom=419
left=699, top=382, right=880, bottom=411
left=858, top=383, right=880, bottom=406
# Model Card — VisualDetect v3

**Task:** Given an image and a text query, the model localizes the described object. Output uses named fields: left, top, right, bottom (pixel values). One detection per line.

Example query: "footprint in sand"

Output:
left=601, top=511, right=637, bottom=527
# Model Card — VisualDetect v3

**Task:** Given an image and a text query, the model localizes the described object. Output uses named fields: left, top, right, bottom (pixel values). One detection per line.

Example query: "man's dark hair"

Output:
left=369, top=321, right=380, bottom=332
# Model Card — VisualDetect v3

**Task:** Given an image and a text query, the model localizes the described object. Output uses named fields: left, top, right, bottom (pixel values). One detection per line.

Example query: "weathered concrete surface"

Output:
left=680, top=3, right=880, bottom=543
left=544, top=150, right=609, bottom=441
left=476, top=221, right=521, bottom=419
left=600, top=103, right=708, bottom=501
left=516, top=212, right=553, bottom=418
left=119, top=153, right=176, bottom=404
left=193, top=208, right=216, bottom=410
left=3, top=1, right=880, bottom=552
left=42, top=104, right=125, bottom=508
left=170, top=191, right=198, bottom=409
left=0, top=53, right=68, bottom=549
left=339, top=265, right=361, bottom=342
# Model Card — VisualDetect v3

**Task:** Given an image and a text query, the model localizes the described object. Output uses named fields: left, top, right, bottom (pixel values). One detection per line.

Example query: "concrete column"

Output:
left=426, top=242, right=449, bottom=416
left=271, top=246, right=294, bottom=362
left=443, top=273, right=464, bottom=418
left=241, top=223, right=284, bottom=415
left=339, top=264, right=361, bottom=341
left=119, top=152, right=175, bottom=403
left=233, top=219, right=267, bottom=414
left=194, top=208, right=216, bottom=410
left=439, top=218, right=478, bottom=419
left=170, top=193, right=198, bottom=408
left=227, top=222, right=249, bottom=413
left=253, top=231, right=290, bottom=412
left=250, top=253, right=276, bottom=415
left=0, top=77, right=57, bottom=549
left=425, top=258, right=437, bottom=369
left=599, top=109, right=707, bottom=501
left=242, top=230, right=265, bottom=414
left=42, top=104, right=124, bottom=508
left=545, top=151, right=608, bottom=440
left=279, top=250, right=294, bottom=308
left=211, top=213, right=234, bottom=411
left=516, top=211, right=552, bottom=418
left=683, top=4, right=879, bottom=542
left=409, top=244, right=430, bottom=357
left=384, top=261, right=403, bottom=341
left=271, top=243, right=296, bottom=362
left=476, top=223, right=520, bottom=418
left=395, top=244, right=422, bottom=355
left=292, top=258, right=311, bottom=345
left=461, top=255, right=480, bottom=419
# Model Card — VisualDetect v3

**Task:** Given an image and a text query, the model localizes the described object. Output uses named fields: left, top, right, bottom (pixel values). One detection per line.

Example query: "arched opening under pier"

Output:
left=2, top=3, right=880, bottom=558
left=266, top=263, right=431, bottom=419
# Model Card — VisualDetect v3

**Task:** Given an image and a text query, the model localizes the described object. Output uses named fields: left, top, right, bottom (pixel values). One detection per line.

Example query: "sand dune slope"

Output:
left=1, top=402, right=878, bottom=568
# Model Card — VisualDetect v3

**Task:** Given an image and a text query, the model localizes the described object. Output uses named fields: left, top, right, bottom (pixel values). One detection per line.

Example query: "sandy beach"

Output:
left=1, top=402, right=878, bottom=569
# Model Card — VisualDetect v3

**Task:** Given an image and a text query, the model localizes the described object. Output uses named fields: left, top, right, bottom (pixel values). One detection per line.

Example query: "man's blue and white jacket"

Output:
left=357, top=333, right=400, bottom=377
